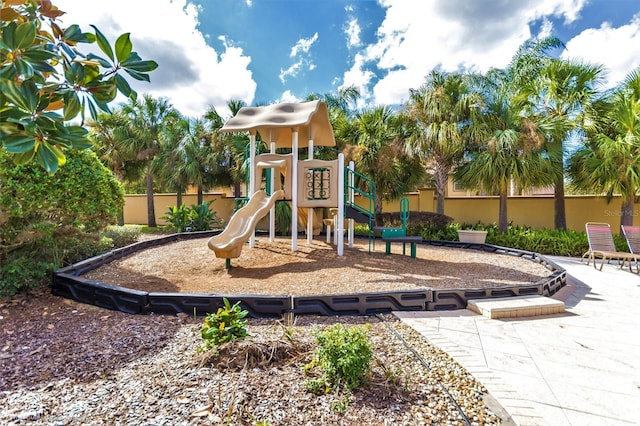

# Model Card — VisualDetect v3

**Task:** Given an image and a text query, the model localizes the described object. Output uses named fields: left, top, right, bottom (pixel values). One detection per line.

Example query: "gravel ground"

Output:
left=1, top=291, right=502, bottom=425
left=82, top=237, right=551, bottom=295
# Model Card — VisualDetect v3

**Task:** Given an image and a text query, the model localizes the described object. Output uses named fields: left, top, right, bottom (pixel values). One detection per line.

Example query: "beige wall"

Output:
left=124, top=191, right=638, bottom=232
left=123, top=193, right=236, bottom=226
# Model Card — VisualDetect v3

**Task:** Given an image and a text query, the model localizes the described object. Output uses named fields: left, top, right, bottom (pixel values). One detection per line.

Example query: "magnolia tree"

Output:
left=0, top=0, right=157, bottom=172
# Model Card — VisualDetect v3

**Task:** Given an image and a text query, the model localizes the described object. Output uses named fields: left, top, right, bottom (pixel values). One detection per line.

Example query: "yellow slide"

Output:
left=207, top=190, right=285, bottom=260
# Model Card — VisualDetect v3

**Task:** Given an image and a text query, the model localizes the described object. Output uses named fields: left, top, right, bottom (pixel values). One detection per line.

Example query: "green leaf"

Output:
left=2, top=22, right=16, bottom=50
left=15, top=22, right=37, bottom=50
left=64, top=61, right=84, bottom=85
left=14, top=57, right=34, bottom=79
left=22, top=45, right=58, bottom=62
left=12, top=149, right=36, bottom=165
left=121, top=53, right=158, bottom=73
left=124, top=68, right=150, bottom=82
left=92, top=80, right=117, bottom=104
left=85, top=53, right=112, bottom=68
left=90, top=24, right=113, bottom=61
left=114, top=73, right=133, bottom=98
left=115, top=33, right=133, bottom=63
left=3, top=80, right=39, bottom=112
left=36, top=142, right=66, bottom=174
left=4, top=134, right=37, bottom=153
left=0, top=64, right=17, bottom=79
left=63, top=91, right=82, bottom=121
left=63, top=24, right=92, bottom=44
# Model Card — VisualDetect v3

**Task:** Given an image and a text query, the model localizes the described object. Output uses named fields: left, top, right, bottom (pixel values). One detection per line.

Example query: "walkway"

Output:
left=395, top=256, right=640, bottom=426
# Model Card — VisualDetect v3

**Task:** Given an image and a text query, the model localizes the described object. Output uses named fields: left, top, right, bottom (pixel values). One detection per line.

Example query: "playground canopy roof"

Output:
left=219, top=100, right=336, bottom=148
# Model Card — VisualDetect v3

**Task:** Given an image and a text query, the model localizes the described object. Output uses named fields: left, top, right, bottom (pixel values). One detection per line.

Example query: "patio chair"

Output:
left=582, top=222, right=639, bottom=273
left=621, top=225, right=640, bottom=254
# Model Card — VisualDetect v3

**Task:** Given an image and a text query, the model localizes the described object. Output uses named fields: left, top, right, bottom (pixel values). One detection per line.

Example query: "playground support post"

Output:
left=249, top=132, right=257, bottom=248
left=337, top=153, right=345, bottom=256
left=291, top=129, right=299, bottom=252
left=307, top=139, right=314, bottom=245
left=348, top=160, right=355, bottom=248
left=269, top=139, right=276, bottom=242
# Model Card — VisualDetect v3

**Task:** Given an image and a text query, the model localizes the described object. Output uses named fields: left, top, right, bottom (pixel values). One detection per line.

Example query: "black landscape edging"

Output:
left=51, top=235, right=567, bottom=318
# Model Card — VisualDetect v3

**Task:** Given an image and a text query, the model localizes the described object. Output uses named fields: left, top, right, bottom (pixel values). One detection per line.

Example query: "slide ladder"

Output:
left=344, top=167, right=376, bottom=252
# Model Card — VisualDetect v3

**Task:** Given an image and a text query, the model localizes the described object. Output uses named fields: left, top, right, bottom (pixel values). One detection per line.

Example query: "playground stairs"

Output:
left=345, top=204, right=373, bottom=224
left=467, top=295, right=565, bottom=319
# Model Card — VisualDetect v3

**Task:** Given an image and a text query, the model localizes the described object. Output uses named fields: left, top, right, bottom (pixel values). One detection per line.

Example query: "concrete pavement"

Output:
left=395, top=256, right=640, bottom=425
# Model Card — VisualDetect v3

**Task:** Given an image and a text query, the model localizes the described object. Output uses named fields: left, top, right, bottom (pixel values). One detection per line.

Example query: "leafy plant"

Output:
left=162, top=201, right=220, bottom=232
left=0, top=0, right=158, bottom=173
left=304, top=323, right=373, bottom=393
left=162, top=204, right=191, bottom=232
left=200, top=298, right=249, bottom=350
left=189, top=200, right=219, bottom=231
left=101, top=225, right=141, bottom=248
left=0, top=149, right=123, bottom=298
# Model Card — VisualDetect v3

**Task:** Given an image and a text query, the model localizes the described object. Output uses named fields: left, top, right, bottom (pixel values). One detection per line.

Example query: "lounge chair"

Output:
left=582, top=222, right=639, bottom=273
left=621, top=225, right=640, bottom=254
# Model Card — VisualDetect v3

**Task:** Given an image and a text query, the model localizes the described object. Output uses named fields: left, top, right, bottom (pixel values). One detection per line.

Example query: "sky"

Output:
left=54, top=0, right=640, bottom=118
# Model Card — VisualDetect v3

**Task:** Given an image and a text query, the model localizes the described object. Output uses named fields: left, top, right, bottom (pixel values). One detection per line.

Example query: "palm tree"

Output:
left=121, top=94, right=179, bottom=227
left=455, top=69, right=554, bottom=232
left=405, top=70, right=483, bottom=215
left=206, top=100, right=250, bottom=198
left=307, top=86, right=361, bottom=156
left=523, top=57, right=604, bottom=229
left=89, top=111, right=146, bottom=225
left=340, top=105, right=425, bottom=221
left=568, top=69, right=640, bottom=234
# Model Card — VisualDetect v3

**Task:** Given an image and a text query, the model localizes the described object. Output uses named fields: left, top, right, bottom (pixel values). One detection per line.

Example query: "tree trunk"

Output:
left=498, top=189, right=508, bottom=233
left=620, top=192, right=635, bottom=235
left=146, top=167, right=156, bottom=227
left=197, top=185, right=204, bottom=205
left=116, top=209, right=124, bottom=227
left=553, top=175, right=566, bottom=230
left=176, top=191, right=183, bottom=208
left=234, top=180, right=242, bottom=198
left=375, top=196, right=384, bottom=226
left=434, top=165, right=449, bottom=215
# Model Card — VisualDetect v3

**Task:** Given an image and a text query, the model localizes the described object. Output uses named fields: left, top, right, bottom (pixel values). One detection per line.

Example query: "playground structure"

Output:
left=207, top=100, right=376, bottom=265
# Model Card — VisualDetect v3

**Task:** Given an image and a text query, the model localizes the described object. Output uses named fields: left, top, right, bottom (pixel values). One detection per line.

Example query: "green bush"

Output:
left=0, top=257, right=53, bottom=299
left=304, top=324, right=373, bottom=393
left=0, top=148, right=124, bottom=298
left=162, top=200, right=221, bottom=233
left=200, top=298, right=249, bottom=350
left=101, top=225, right=142, bottom=248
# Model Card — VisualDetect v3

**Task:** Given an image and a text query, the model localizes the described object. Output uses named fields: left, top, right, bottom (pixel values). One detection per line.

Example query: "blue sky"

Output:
left=55, top=0, right=640, bottom=118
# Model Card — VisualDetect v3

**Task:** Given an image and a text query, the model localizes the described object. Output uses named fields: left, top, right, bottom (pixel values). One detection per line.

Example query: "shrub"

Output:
left=162, top=200, right=221, bottom=233
left=0, top=149, right=123, bottom=298
left=200, top=298, right=249, bottom=350
left=304, top=324, right=373, bottom=393
left=101, top=225, right=142, bottom=248
left=0, top=257, right=53, bottom=300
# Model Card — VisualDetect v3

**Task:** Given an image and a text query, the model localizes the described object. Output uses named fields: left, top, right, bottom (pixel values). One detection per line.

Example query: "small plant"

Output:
left=189, top=200, right=219, bottom=231
left=304, top=323, right=373, bottom=393
left=162, top=204, right=191, bottom=232
left=200, top=298, right=249, bottom=350
left=101, top=225, right=142, bottom=248
left=162, top=201, right=221, bottom=233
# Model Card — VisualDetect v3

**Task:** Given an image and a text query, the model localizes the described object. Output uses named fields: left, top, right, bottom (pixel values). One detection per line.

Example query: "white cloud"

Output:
left=278, top=90, right=299, bottom=103
left=341, top=53, right=375, bottom=102
left=562, top=14, right=640, bottom=89
left=280, top=33, right=319, bottom=83
left=289, top=33, right=319, bottom=57
left=346, top=0, right=592, bottom=105
left=54, top=0, right=256, bottom=117
left=344, top=17, right=361, bottom=48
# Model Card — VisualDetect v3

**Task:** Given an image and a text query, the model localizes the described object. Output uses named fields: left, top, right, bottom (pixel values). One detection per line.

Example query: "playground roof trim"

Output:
left=219, top=100, right=336, bottom=147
